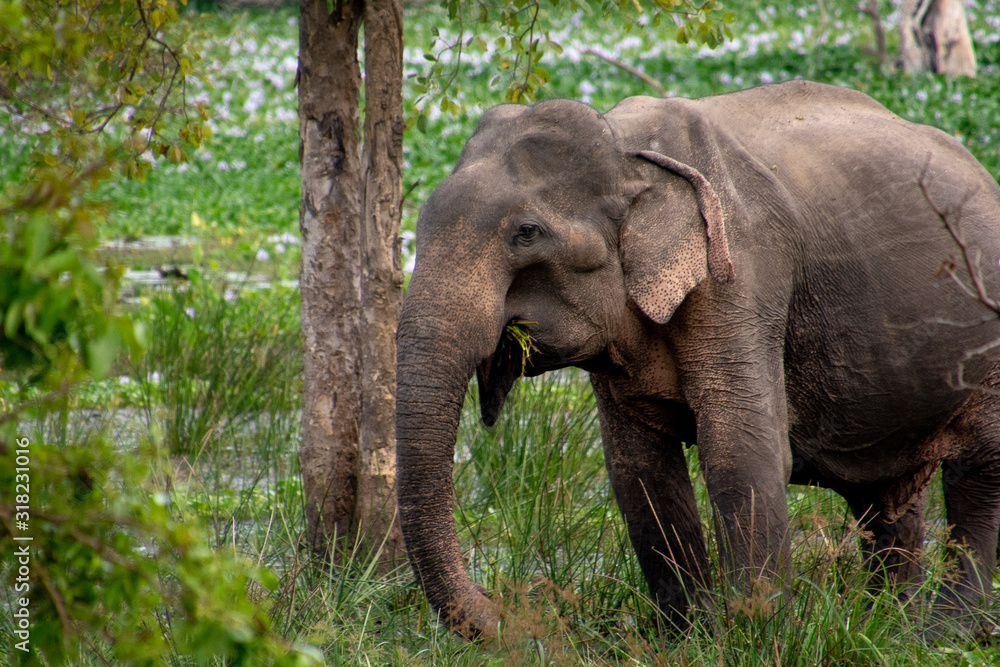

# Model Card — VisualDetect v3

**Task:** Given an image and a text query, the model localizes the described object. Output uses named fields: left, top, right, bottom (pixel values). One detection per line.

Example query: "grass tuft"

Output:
left=503, top=320, right=538, bottom=374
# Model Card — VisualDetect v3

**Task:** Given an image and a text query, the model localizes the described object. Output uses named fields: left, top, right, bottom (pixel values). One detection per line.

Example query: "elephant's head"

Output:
left=395, top=96, right=737, bottom=637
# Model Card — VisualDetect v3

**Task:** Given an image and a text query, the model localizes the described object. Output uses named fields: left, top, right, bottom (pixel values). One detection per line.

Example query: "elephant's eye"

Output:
left=514, top=223, right=540, bottom=245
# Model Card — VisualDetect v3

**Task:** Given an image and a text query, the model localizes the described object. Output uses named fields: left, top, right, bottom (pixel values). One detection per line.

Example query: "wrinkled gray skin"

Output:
left=396, top=80, right=1000, bottom=638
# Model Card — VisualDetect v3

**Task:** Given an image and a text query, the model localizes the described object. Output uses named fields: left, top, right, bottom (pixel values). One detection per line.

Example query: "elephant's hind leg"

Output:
left=935, top=456, right=1000, bottom=636
left=842, top=484, right=929, bottom=603
left=931, top=384, right=1000, bottom=638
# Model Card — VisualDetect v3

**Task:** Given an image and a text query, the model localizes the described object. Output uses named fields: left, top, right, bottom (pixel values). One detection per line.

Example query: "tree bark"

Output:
left=298, top=0, right=404, bottom=565
left=299, top=0, right=364, bottom=555
left=899, top=0, right=976, bottom=76
left=357, top=0, right=405, bottom=564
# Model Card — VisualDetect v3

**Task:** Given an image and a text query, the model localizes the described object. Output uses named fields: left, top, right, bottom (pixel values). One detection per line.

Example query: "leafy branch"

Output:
left=411, top=0, right=735, bottom=130
left=0, top=0, right=210, bottom=385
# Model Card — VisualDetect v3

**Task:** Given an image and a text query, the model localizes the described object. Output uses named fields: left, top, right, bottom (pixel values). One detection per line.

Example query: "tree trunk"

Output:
left=298, top=0, right=404, bottom=565
left=358, top=0, right=405, bottom=564
left=298, top=0, right=364, bottom=555
left=899, top=0, right=976, bottom=76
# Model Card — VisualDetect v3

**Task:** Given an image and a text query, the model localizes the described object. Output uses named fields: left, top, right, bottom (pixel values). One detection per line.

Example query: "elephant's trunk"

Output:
left=396, top=302, right=501, bottom=638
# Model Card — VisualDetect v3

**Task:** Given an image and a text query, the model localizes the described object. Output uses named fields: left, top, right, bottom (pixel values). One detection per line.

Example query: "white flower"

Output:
left=760, top=72, right=774, bottom=84
left=244, top=89, right=266, bottom=115
left=268, top=232, right=300, bottom=244
left=186, top=307, right=196, bottom=318
left=916, top=90, right=928, bottom=102
left=271, top=107, right=297, bottom=123
left=218, top=160, right=229, bottom=171
left=257, top=249, right=270, bottom=262
left=275, top=243, right=286, bottom=254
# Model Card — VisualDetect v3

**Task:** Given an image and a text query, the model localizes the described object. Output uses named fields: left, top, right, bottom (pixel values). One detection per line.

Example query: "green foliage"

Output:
left=0, top=410, right=321, bottom=665
left=0, top=211, right=143, bottom=385
left=411, top=0, right=733, bottom=127
left=0, top=3, right=317, bottom=663
left=0, top=0, right=209, bottom=383
left=0, top=0, right=208, bottom=184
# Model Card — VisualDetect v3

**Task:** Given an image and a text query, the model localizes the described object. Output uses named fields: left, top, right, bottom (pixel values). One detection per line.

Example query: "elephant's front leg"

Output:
left=690, top=354, right=794, bottom=595
left=591, top=375, right=710, bottom=629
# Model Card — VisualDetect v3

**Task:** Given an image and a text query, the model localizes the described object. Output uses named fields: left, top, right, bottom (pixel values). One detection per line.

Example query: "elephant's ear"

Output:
left=620, top=171, right=713, bottom=325
left=614, top=98, right=744, bottom=324
left=637, top=150, right=734, bottom=285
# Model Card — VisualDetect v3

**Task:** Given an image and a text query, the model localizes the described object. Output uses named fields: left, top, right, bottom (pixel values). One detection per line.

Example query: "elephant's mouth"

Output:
left=476, top=320, right=546, bottom=426
left=476, top=331, right=526, bottom=427
left=476, top=321, right=584, bottom=426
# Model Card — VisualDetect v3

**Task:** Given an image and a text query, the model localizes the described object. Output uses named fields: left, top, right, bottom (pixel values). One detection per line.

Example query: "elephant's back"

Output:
left=716, top=84, right=1000, bottom=480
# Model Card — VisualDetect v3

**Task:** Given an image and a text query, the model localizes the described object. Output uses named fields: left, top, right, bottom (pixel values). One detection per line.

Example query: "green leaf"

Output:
left=86, top=331, right=118, bottom=378
left=31, top=250, right=77, bottom=278
left=5, top=300, right=23, bottom=339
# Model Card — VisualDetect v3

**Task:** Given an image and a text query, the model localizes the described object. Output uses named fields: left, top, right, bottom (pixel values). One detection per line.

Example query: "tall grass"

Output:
left=135, top=270, right=301, bottom=456
left=129, top=270, right=303, bottom=557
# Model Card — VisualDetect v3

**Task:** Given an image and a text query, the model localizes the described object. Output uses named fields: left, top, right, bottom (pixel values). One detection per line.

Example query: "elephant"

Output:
left=395, top=80, right=1000, bottom=639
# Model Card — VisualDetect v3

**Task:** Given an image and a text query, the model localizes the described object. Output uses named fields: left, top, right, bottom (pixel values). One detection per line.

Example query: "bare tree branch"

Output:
left=859, top=0, right=889, bottom=67
left=582, top=47, right=666, bottom=97
left=918, top=155, right=999, bottom=392
left=919, top=157, right=995, bottom=313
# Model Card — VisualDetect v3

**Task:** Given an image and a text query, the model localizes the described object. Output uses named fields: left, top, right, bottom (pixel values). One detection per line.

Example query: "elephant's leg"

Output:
left=591, top=376, right=710, bottom=629
left=700, top=443, right=792, bottom=594
left=842, top=486, right=928, bottom=601
left=926, top=376, right=1000, bottom=637
left=692, top=374, right=793, bottom=592
left=933, top=453, right=1000, bottom=636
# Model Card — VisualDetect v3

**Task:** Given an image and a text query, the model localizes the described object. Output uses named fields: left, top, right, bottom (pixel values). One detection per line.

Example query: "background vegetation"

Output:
left=1, top=0, right=999, bottom=663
